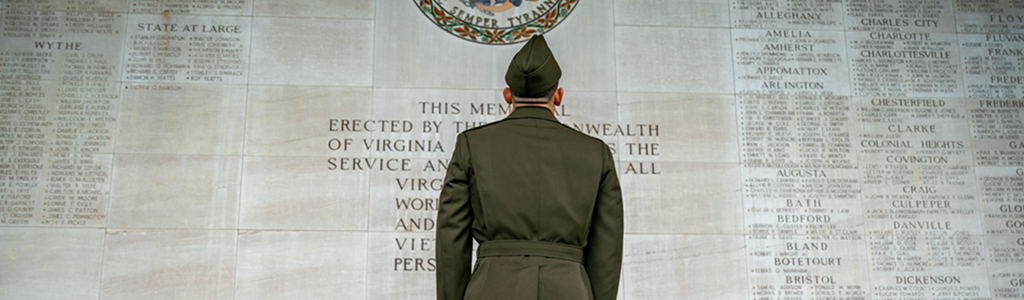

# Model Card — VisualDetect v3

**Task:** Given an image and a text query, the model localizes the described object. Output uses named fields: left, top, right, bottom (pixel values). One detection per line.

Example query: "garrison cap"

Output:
left=505, top=35, right=561, bottom=99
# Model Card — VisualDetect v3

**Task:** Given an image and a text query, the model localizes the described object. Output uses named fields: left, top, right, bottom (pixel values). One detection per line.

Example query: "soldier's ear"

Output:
left=552, top=88, right=564, bottom=106
left=503, top=88, right=514, bottom=105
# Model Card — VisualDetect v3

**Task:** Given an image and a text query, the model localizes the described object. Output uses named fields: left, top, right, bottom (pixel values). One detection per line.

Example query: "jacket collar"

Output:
left=504, top=106, right=559, bottom=123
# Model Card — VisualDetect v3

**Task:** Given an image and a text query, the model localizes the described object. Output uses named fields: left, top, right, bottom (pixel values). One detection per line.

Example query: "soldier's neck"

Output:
left=511, top=103, right=556, bottom=115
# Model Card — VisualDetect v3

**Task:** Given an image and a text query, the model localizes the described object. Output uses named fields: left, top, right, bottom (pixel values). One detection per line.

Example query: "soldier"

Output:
left=436, top=35, right=623, bottom=300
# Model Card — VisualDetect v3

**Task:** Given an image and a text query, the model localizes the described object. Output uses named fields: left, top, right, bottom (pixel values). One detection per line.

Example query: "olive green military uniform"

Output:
left=435, top=34, right=623, bottom=300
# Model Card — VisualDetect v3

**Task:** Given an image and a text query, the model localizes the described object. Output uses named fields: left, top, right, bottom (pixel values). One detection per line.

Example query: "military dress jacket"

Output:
left=436, top=107, right=623, bottom=300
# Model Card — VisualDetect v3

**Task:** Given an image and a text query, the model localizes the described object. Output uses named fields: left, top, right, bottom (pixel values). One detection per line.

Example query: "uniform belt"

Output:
left=477, top=240, right=584, bottom=263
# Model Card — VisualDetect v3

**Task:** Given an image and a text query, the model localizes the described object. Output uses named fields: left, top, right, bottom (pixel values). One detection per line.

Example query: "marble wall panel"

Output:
left=236, top=230, right=367, bottom=300
left=736, top=94, right=857, bottom=165
left=0, top=0, right=128, bottom=12
left=122, top=14, right=251, bottom=84
left=370, top=88, right=501, bottom=160
left=732, top=29, right=851, bottom=96
left=747, top=237, right=871, bottom=298
left=4, top=153, right=114, bottom=228
left=253, top=0, right=373, bottom=18
left=100, top=229, right=235, bottom=300
left=844, top=0, right=956, bottom=32
left=621, top=162, right=743, bottom=234
left=0, top=10, right=126, bottom=82
left=249, top=17, right=373, bottom=87
left=614, top=0, right=730, bottom=27
left=622, top=234, right=748, bottom=299
left=0, top=228, right=104, bottom=300
left=128, top=0, right=252, bottom=15
left=861, top=169, right=982, bottom=236
left=615, top=26, right=734, bottom=94
left=968, top=98, right=1024, bottom=167
left=868, top=238, right=992, bottom=299
left=618, top=93, right=738, bottom=163
left=955, top=0, right=1024, bottom=33
left=374, top=0, right=496, bottom=89
left=975, top=166, right=1024, bottom=234
left=108, top=154, right=240, bottom=229
left=984, top=235, right=1024, bottom=299
left=742, top=166, right=866, bottom=233
left=245, top=85, right=372, bottom=157
left=239, top=155, right=369, bottom=230
left=368, top=158, right=444, bottom=232
left=867, top=232, right=988, bottom=290
left=366, top=231, right=435, bottom=300
left=958, top=33, right=1024, bottom=98
left=852, top=97, right=972, bottom=165
left=731, top=0, right=845, bottom=30
left=846, top=31, right=964, bottom=98
left=116, top=83, right=245, bottom=155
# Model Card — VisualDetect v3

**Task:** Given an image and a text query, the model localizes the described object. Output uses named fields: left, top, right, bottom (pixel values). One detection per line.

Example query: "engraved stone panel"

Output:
left=622, top=234, right=748, bottom=299
left=853, top=97, right=972, bottom=165
left=117, top=83, right=245, bottom=155
left=1, top=0, right=129, bottom=12
left=746, top=238, right=870, bottom=299
left=730, top=0, right=844, bottom=30
left=370, top=88, right=502, bottom=161
left=860, top=166, right=981, bottom=235
left=614, top=0, right=729, bottom=27
left=101, top=229, right=235, bottom=300
left=0, top=153, right=113, bottom=227
left=985, top=235, right=1024, bottom=299
left=236, top=230, right=367, bottom=300
left=249, top=17, right=372, bottom=86
left=366, top=231, right=435, bottom=300
left=969, top=98, right=1024, bottom=166
left=128, top=0, right=252, bottom=15
left=1, top=9, right=126, bottom=81
left=958, top=33, right=1024, bottom=99
left=0, top=80, right=119, bottom=228
left=618, top=93, right=738, bottom=163
left=955, top=0, right=1024, bottom=33
left=239, top=155, right=369, bottom=230
left=108, top=154, right=241, bottom=229
left=845, top=0, right=955, bottom=33
left=368, top=158, right=445, bottom=233
left=621, top=162, right=743, bottom=234
left=732, top=29, right=850, bottom=96
left=615, top=26, right=734, bottom=94
left=868, top=243, right=991, bottom=299
left=976, top=166, right=1024, bottom=234
left=742, top=166, right=865, bottom=235
left=738, top=94, right=856, bottom=166
left=245, top=85, right=372, bottom=157
left=122, top=14, right=250, bottom=84
left=847, top=31, right=964, bottom=98
left=0, top=77, right=120, bottom=156
left=0, top=227, right=103, bottom=300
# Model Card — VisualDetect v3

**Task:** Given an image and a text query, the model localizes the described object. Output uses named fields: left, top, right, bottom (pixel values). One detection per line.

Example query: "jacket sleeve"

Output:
left=584, top=146, right=624, bottom=300
left=436, top=133, right=474, bottom=300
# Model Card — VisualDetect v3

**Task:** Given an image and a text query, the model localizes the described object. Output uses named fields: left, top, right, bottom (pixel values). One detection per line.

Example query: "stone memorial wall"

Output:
left=1, top=0, right=1022, bottom=299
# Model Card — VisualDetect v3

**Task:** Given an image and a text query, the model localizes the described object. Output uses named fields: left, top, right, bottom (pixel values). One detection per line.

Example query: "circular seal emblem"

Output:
left=414, top=0, right=578, bottom=45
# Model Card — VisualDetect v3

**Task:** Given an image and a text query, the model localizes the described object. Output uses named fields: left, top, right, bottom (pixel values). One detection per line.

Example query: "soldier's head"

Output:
left=503, top=35, right=564, bottom=112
